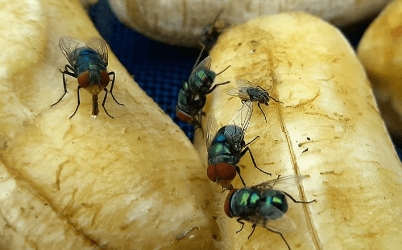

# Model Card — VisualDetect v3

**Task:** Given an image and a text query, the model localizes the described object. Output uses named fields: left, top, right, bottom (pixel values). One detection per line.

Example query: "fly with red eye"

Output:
left=52, top=37, right=124, bottom=118
left=206, top=101, right=271, bottom=189
left=224, top=176, right=316, bottom=250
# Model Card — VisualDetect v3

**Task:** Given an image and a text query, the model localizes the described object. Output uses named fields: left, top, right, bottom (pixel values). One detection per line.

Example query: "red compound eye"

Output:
left=176, top=110, right=193, bottom=123
left=100, top=71, right=110, bottom=87
left=224, top=189, right=237, bottom=218
left=77, top=71, right=90, bottom=88
left=215, top=162, right=236, bottom=181
left=207, top=164, right=217, bottom=182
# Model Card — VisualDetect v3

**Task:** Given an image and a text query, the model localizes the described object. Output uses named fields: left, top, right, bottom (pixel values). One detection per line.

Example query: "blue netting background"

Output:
left=89, top=0, right=402, bottom=160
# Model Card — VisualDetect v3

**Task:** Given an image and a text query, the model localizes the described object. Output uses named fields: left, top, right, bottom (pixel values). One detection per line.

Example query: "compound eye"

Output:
left=77, top=71, right=90, bottom=88
left=215, top=162, right=236, bottom=181
left=100, top=71, right=110, bottom=87
left=207, top=165, right=217, bottom=182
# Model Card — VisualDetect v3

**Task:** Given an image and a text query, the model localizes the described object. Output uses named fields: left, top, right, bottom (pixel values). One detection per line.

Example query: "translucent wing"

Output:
left=223, top=101, right=253, bottom=148
left=206, top=115, right=219, bottom=150
left=235, top=78, right=254, bottom=88
left=253, top=175, right=309, bottom=192
left=246, top=211, right=297, bottom=235
left=188, top=56, right=212, bottom=84
left=86, top=37, right=109, bottom=65
left=59, top=37, right=86, bottom=67
left=228, top=100, right=253, bottom=133
left=227, top=87, right=250, bottom=100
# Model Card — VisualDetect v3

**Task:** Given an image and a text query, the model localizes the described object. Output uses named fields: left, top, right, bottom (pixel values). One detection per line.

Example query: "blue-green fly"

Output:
left=52, top=37, right=124, bottom=118
left=206, top=101, right=271, bottom=189
left=224, top=175, right=316, bottom=250
left=175, top=48, right=230, bottom=131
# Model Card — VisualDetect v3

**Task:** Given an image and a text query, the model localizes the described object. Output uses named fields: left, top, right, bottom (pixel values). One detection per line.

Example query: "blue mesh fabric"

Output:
left=89, top=0, right=402, bottom=161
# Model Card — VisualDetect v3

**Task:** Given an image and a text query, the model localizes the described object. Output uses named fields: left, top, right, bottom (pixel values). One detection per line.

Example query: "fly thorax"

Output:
left=197, top=70, right=215, bottom=93
left=69, top=47, right=86, bottom=66
left=230, top=188, right=260, bottom=217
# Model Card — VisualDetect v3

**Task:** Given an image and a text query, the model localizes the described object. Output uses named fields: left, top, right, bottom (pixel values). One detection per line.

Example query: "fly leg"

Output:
left=192, top=99, right=205, bottom=136
left=235, top=166, right=246, bottom=187
left=271, top=174, right=282, bottom=188
left=52, top=65, right=75, bottom=106
left=108, top=71, right=124, bottom=106
left=69, top=86, right=82, bottom=119
left=265, top=228, right=291, bottom=250
left=282, top=191, right=316, bottom=204
left=235, top=219, right=245, bottom=234
left=257, top=102, right=267, bottom=123
left=205, top=80, right=230, bottom=94
left=240, top=144, right=272, bottom=176
left=247, top=224, right=257, bottom=239
left=270, top=95, right=284, bottom=104
left=102, top=88, right=115, bottom=118
left=193, top=114, right=204, bottom=138
left=244, top=135, right=259, bottom=147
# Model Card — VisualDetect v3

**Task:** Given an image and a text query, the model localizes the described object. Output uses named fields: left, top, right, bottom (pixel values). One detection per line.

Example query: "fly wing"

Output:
left=247, top=212, right=297, bottom=235
left=235, top=78, right=254, bottom=88
left=86, top=37, right=109, bottom=65
left=227, top=87, right=250, bottom=100
left=226, top=80, right=252, bottom=100
left=252, top=175, right=309, bottom=192
left=253, top=175, right=308, bottom=190
left=224, top=101, right=253, bottom=146
left=188, top=56, right=212, bottom=87
left=228, top=100, right=253, bottom=133
left=206, top=115, right=219, bottom=150
left=59, top=37, right=86, bottom=67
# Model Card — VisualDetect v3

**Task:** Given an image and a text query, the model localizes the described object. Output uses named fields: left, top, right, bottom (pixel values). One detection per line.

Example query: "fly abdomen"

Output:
left=258, top=190, right=288, bottom=220
left=177, top=88, right=190, bottom=106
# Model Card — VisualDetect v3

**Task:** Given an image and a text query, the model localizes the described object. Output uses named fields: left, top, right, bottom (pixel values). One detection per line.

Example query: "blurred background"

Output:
left=88, top=0, right=402, bottom=159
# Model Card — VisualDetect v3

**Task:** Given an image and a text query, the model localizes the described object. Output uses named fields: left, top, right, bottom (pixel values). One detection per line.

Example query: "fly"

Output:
left=52, top=37, right=124, bottom=118
left=224, top=175, right=316, bottom=250
left=176, top=47, right=230, bottom=132
left=206, top=101, right=271, bottom=189
left=201, top=9, right=228, bottom=52
left=227, top=78, right=282, bottom=123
